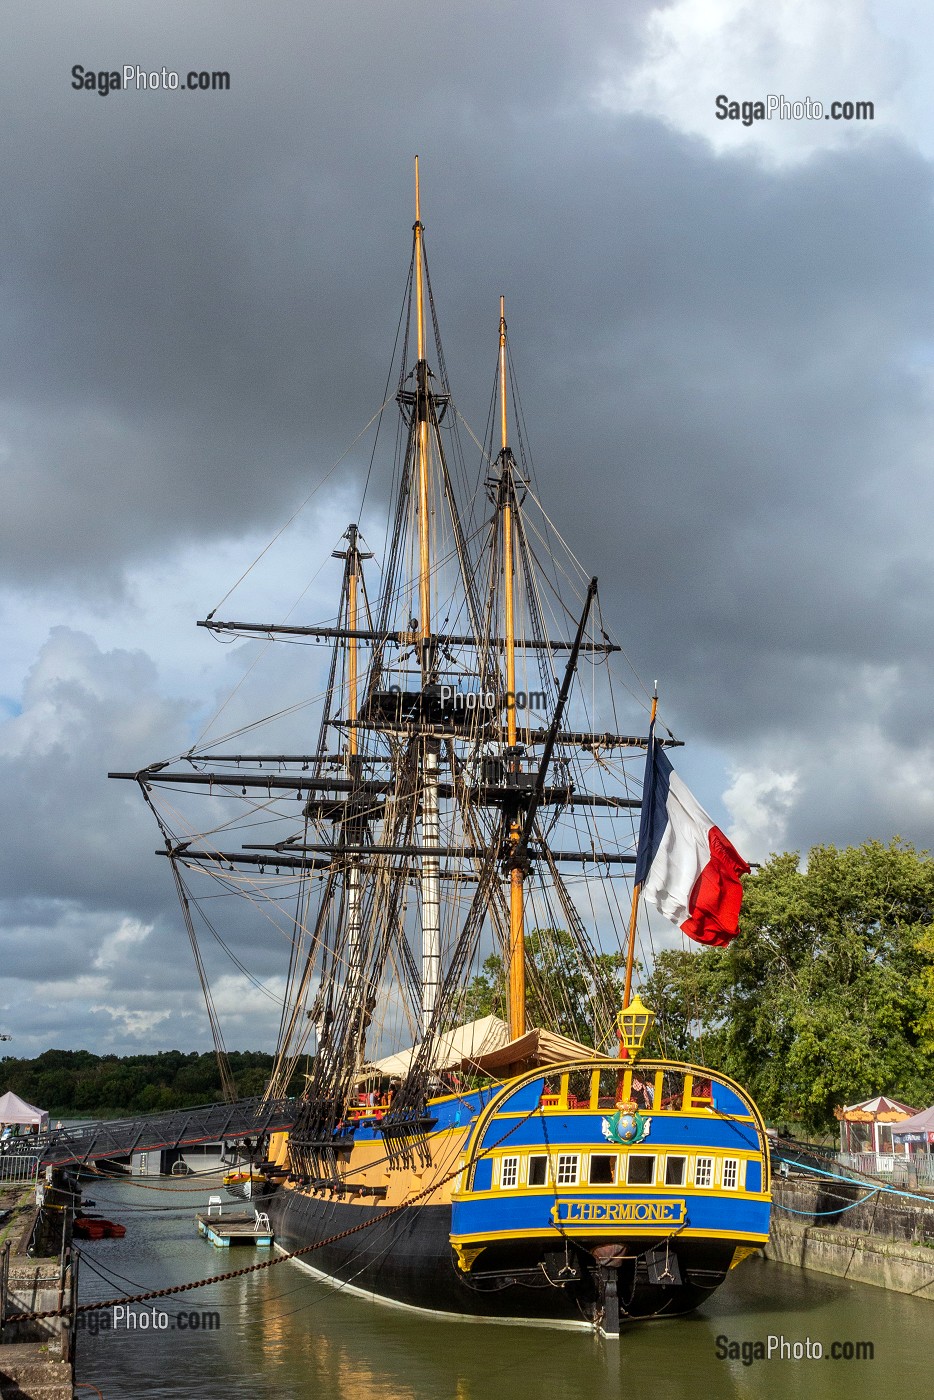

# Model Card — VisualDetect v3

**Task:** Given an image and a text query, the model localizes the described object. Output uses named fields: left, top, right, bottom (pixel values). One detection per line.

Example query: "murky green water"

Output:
left=75, top=1175, right=930, bottom=1400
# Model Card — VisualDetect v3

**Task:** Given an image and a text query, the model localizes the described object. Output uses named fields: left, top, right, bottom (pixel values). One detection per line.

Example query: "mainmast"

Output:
left=413, top=155, right=432, bottom=668
left=414, top=157, right=440, bottom=1035
left=499, top=298, right=526, bottom=1040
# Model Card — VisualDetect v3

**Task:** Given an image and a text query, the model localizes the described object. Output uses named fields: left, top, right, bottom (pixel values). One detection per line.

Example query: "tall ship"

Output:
left=112, top=164, right=770, bottom=1333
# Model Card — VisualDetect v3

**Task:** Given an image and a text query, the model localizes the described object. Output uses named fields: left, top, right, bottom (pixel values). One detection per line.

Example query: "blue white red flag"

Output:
left=634, top=732, right=749, bottom=947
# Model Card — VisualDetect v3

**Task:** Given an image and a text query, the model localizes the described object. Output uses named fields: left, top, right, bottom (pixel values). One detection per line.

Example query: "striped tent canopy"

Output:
left=834, top=1095, right=918, bottom=1123
left=359, top=1014, right=510, bottom=1080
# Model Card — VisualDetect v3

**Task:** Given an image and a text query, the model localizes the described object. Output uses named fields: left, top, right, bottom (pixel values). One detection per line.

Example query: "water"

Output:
left=75, top=1176, right=931, bottom=1400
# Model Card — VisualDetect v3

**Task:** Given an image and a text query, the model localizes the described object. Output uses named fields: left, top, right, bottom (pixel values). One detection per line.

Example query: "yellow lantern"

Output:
left=616, top=994, right=656, bottom=1058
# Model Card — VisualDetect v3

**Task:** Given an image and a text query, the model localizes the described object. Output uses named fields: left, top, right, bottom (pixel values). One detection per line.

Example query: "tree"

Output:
left=462, top=928, right=624, bottom=1047
left=0, top=1048, right=288, bottom=1117
left=639, top=840, right=934, bottom=1133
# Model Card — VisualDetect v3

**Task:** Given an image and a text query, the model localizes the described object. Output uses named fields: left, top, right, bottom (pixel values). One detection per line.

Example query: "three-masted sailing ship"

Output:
left=112, top=163, right=770, bottom=1333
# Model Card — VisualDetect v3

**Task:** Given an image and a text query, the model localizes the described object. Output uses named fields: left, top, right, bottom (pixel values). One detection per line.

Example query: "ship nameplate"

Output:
left=551, top=1198, right=686, bottom=1227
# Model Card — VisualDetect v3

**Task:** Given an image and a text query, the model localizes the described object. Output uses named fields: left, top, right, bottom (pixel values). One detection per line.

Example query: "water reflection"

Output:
left=76, top=1178, right=931, bottom=1400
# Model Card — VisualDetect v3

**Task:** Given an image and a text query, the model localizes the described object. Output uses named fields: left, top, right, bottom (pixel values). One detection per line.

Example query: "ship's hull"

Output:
left=267, top=1057, right=770, bottom=1332
left=264, top=1183, right=734, bottom=1327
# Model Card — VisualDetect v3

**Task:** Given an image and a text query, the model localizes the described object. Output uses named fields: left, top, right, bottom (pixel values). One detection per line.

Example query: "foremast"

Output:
left=333, top=524, right=369, bottom=1055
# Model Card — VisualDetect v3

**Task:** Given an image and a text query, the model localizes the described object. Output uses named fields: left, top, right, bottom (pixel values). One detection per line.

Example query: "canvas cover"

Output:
left=0, top=1090, right=49, bottom=1131
left=462, top=1026, right=595, bottom=1074
left=361, top=1014, right=510, bottom=1079
left=891, top=1105, right=934, bottom=1135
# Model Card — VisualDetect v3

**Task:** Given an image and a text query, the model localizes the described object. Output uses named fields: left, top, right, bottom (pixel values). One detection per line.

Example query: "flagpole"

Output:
left=622, top=690, right=658, bottom=1017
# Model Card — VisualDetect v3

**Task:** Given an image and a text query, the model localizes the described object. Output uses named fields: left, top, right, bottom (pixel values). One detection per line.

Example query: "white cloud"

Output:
left=723, top=718, right=934, bottom=864
left=723, top=764, right=798, bottom=860
left=89, top=1005, right=173, bottom=1039
left=596, top=0, right=907, bottom=166
left=92, top=917, right=154, bottom=970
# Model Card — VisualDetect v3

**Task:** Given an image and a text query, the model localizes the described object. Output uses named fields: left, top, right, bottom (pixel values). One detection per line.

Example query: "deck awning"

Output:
left=360, top=1014, right=509, bottom=1079
left=462, top=1026, right=595, bottom=1074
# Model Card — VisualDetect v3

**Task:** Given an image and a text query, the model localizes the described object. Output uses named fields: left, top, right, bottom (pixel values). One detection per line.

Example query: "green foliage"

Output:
left=462, top=927, right=624, bottom=1047
left=640, top=840, right=934, bottom=1131
left=0, top=1049, right=286, bottom=1118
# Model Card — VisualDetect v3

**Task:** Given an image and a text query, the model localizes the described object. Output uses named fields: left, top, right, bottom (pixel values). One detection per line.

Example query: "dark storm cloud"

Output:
left=3, top=3, right=932, bottom=748
left=0, top=0, right=653, bottom=586
left=0, top=628, right=185, bottom=912
left=4, top=0, right=934, bottom=1051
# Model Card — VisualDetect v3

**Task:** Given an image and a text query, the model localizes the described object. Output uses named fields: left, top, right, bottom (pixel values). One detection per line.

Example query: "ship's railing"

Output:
left=344, top=1105, right=388, bottom=1124
left=540, top=1067, right=715, bottom=1115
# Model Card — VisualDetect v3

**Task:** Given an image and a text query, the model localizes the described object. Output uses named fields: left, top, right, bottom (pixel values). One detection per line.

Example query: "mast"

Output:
left=499, top=298, right=526, bottom=1040
left=414, top=155, right=432, bottom=663
left=414, top=157, right=440, bottom=1035
left=340, top=525, right=363, bottom=1037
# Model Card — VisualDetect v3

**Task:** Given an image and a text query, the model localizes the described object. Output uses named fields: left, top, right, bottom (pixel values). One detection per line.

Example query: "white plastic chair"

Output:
left=253, top=1210, right=271, bottom=1232
left=207, top=1195, right=223, bottom=1216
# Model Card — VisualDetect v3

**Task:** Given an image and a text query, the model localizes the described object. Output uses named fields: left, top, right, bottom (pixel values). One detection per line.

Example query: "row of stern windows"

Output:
left=494, top=1151, right=747, bottom=1192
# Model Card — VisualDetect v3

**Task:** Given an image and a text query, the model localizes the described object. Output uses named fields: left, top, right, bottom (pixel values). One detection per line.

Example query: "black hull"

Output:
left=264, top=1184, right=734, bottom=1330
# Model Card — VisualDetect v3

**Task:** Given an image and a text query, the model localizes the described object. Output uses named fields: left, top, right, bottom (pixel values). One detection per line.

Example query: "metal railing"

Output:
left=0, top=1151, right=40, bottom=1187
left=838, top=1150, right=934, bottom=1184
left=5, top=1096, right=297, bottom=1168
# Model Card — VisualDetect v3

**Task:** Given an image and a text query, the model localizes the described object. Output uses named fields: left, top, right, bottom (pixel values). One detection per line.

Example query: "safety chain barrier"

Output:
left=6, top=1102, right=540, bottom=1324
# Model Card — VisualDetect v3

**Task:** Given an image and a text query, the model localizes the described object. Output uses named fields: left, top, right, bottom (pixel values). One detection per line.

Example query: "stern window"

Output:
left=694, top=1156, right=714, bottom=1188
left=500, top=1156, right=519, bottom=1189
left=528, top=1155, right=548, bottom=1186
left=722, top=1158, right=740, bottom=1190
left=589, top=1154, right=617, bottom=1185
left=556, top=1154, right=579, bottom=1186
left=627, top=1155, right=656, bottom=1186
left=665, top=1156, right=687, bottom=1187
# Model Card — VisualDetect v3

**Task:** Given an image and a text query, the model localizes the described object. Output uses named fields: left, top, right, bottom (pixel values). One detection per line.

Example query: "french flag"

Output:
left=634, top=734, right=749, bottom=947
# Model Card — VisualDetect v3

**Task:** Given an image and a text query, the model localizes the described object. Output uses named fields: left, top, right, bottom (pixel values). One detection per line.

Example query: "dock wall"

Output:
left=0, top=1174, right=76, bottom=1400
left=767, top=1176, right=934, bottom=1298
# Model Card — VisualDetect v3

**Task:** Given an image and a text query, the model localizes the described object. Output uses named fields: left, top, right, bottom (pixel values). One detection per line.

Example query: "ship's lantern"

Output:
left=617, top=994, right=655, bottom=1058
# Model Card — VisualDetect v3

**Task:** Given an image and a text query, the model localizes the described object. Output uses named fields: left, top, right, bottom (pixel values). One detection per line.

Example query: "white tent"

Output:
left=361, top=1014, right=510, bottom=1079
left=0, top=1090, right=49, bottom=1133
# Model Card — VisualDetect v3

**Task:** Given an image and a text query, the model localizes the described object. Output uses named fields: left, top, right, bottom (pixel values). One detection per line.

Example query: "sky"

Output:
left=2, top=0, right=934, bottom=1057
